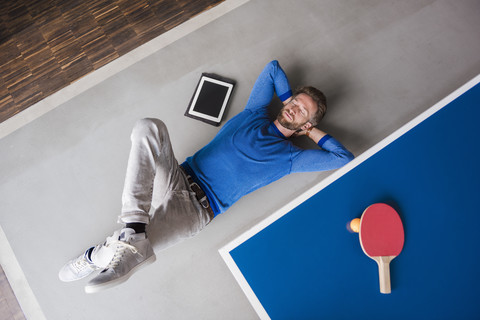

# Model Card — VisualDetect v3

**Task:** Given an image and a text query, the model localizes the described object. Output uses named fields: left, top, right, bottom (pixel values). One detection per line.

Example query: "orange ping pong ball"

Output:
left=349, top=218, right=361, bottom=233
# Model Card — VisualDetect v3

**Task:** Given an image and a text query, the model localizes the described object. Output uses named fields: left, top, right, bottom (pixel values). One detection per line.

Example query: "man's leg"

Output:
left=60, top=118, right=168, bottom=284
left=60, top=118, right=211, bottom=290
left=84, top=118, right=177, bottom=293
left=119, top=118, right=180, bottom=225
left=86, top=119, right=211, bottom=293
left=119, top=118, right=212, bottom=250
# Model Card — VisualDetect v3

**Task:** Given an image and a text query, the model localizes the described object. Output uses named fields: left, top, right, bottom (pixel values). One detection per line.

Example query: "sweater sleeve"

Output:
left=245, top=60, right=293, bottom=112
left=290, top=136, right=354, bottom=173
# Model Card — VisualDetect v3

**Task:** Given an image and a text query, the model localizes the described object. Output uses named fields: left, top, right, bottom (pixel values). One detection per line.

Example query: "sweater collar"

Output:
left=270, top=122, right=287, bottom=139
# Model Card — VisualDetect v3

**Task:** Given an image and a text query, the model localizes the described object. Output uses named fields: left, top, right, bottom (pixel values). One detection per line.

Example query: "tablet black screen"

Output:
left=192, top=80, right=230, bottom=118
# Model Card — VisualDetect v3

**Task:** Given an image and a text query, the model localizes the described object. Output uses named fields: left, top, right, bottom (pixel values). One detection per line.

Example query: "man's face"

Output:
left=276, top=93, right=318, bottom=131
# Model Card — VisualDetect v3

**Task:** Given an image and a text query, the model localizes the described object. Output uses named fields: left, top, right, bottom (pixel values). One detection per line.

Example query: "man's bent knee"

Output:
left=131, top=118, right=168, bottom=142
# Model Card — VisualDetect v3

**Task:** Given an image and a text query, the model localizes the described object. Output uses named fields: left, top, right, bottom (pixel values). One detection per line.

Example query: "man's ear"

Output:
left=301, top=122, right=313, bottom=131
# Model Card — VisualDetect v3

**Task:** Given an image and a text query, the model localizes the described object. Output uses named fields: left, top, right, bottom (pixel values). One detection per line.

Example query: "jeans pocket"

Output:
left=168, top=190, right=205, bottom=238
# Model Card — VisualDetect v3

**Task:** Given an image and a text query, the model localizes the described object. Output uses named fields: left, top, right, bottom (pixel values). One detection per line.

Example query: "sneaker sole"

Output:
left=84, top=254, right=156, bottom=294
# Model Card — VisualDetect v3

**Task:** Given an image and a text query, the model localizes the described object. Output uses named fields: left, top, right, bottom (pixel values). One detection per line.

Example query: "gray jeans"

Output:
left=119, top=118, right=212, bottom=251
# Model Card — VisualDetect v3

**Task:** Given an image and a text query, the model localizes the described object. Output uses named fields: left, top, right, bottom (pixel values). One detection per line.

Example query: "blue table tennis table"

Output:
left=220, top=75, right=480, bottom=319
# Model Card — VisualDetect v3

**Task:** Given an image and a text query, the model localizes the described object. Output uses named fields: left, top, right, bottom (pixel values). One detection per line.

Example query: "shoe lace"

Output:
left=105, top=240, right=142, bottom=269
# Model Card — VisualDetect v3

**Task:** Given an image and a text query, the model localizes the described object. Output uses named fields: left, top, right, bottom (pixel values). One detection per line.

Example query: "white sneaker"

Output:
left=59, top=230, right=120, bottom=282
left=84, top=228, right=156, bottom=293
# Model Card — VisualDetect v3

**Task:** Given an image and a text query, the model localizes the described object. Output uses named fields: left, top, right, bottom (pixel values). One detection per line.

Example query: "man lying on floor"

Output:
left=59, top=60, right=354, bottom=293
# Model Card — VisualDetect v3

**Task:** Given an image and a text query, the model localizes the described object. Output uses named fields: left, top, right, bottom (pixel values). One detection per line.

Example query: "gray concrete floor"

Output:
left=0, top=0, right=479, bottom=319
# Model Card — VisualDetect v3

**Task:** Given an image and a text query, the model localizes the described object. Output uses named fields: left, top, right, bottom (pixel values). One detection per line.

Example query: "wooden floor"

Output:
left=0, top=0, right=224, bottom=124
left=0, top=265, right=25, bottom=320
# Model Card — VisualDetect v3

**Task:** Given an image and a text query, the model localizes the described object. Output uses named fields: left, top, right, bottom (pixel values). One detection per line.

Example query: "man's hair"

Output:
left=293, top=86, right=327, bottom=126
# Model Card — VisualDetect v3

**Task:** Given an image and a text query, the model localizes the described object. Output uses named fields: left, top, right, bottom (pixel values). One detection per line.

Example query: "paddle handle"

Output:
left=375, top=256, right=394, bottom=294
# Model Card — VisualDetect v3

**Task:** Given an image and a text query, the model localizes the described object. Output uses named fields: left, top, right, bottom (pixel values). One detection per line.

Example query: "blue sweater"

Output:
left=182, top=61, right=354, bottom=216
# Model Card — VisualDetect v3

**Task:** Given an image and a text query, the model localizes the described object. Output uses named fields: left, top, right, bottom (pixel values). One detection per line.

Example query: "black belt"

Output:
left=180, top=167, right=214, bottom=221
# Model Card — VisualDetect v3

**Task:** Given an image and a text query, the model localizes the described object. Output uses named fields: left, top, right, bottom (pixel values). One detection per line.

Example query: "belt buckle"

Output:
left=199, top=196, right=209, bottom=209
left=190, top=182, right=209, bottom=209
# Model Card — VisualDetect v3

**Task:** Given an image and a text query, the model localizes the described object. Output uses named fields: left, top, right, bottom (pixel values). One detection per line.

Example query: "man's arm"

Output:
left=295, top=126, right=328, bottom=145
left=291, top=132, right=354, bottom=172
left=244, top=60, right=292, bottom=111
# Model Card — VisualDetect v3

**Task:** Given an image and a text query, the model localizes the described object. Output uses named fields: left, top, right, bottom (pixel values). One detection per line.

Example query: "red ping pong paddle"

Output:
left=359, top=203, right=404, bottom=294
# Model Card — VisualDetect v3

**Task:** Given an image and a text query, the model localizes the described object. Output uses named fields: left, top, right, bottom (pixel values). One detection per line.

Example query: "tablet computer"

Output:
left=185, top=73, right=235, bottom=126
